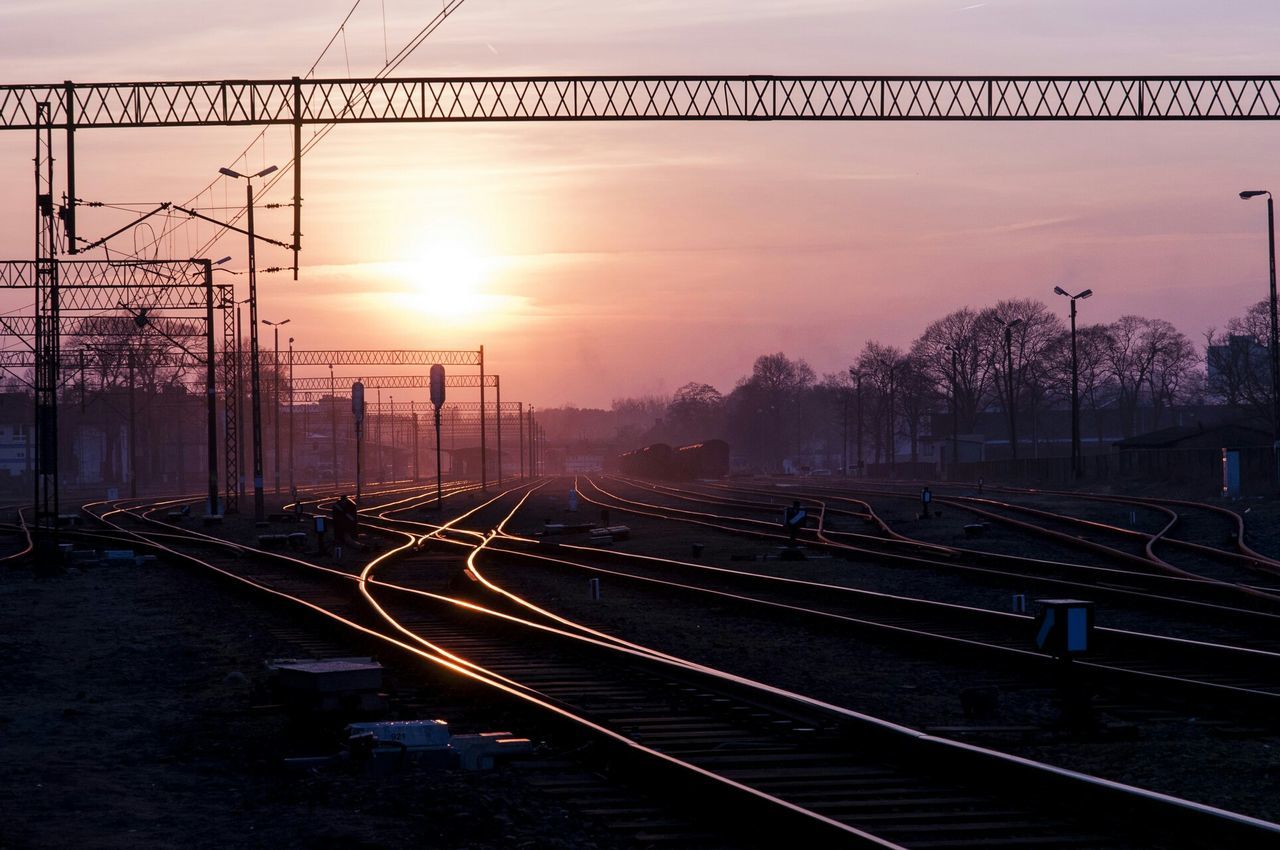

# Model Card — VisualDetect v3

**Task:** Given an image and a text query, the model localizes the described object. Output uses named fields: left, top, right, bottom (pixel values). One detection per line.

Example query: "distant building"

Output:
left=0, top=422, right=31, bottom=476
left=564, top=453, right=604, bottom=473
left=0, top=392, right=32, bottom=478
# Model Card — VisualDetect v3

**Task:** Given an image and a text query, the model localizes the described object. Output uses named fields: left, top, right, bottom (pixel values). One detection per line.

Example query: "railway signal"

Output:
left=352, top=381, right=365, bottom=505
left=431, top=364, right=446, bottom=509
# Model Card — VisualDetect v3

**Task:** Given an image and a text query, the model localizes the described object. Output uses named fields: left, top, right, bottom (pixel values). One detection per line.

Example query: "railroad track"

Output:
left=44, top=486, right=1278, bottom=847
left=600, top=476, right=1280, bottom=630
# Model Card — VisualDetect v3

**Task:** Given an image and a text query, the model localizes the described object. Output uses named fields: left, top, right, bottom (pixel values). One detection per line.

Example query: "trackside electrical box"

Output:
left=1034, top=599, right=1094, bottom=657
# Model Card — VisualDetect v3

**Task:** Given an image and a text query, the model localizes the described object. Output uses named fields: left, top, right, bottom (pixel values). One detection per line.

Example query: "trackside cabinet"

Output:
left=1034, top=599, right=1094, bottom=658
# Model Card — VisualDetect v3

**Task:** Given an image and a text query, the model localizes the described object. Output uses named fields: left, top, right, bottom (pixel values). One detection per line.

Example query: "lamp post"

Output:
left=219, top=164, right=277, bottom=522
left=263, top=318, right=290, bottom=496
left=998, top=317, right=1023, bottom=460
left=1240, top=189, right=1280, bottom=480
left=1054, top=286, right=1093, bottom=480
left=944, top=344, right=959, bottom=472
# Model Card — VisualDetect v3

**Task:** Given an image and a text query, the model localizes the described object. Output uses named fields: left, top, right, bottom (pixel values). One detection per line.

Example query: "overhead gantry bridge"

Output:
left=6, top=73, right=1280, bottom=542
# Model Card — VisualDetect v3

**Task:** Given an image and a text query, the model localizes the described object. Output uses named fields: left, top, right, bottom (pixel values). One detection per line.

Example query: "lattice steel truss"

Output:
left=373, top=400, right=519, bottom=415
left=32, top=104, right=58, bottom=549
left=6, top=77, right=1280, bottom=127
left=287, top=373, right=496, bottom=392
left=282, top=349, right=482, bottom=367
left=0, top=259, right=237, bottom=517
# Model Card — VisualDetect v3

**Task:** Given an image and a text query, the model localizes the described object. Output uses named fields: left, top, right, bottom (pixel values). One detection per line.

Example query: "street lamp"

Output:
left=944, top=344, right=959, bottom=472
left=998, top=317, right=1023, bottom=460
left=1240, top=189, right=1280, bottom=479
left=219, top=163, right=278, bottom=522
left=263, top=318, right=290, bottom=496
left=1054, top=286, right=1093, bottom=480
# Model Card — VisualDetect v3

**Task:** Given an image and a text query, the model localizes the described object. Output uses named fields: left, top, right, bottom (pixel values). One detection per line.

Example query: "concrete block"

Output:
left=449, top=732, right=534, bottom=771
left=274, top=659, right=383, bottom=694
left=347, top=719, right=451, bottom=750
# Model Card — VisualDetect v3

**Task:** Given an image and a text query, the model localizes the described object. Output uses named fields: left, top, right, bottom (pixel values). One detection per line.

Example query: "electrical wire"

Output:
left=122, top=0, right=470, bottom=265
left=91, top=0, right=371, bottom=262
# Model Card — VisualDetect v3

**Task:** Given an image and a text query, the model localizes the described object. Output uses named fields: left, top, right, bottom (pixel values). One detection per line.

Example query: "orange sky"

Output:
left=3, top=1, right=1280, bottom=408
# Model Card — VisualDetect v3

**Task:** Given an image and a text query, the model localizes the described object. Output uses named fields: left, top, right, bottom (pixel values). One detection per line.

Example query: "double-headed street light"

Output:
left=263, top=318, right=291, bottom=495
left=220, top=164, right=277, bottom=522
left=1054, top=286, right=1093, bottom=480
left=1240, top=189, right=1280, bottom=480
left=998, top=317, right=1023, bottom=460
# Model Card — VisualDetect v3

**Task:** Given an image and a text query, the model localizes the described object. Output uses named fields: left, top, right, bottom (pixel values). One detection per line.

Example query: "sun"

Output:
left=398, top=232, right=493, bottom=321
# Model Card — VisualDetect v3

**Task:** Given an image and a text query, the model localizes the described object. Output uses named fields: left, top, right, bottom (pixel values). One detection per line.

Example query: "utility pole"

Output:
left=263, top=318, right=290, bottom=495
left=287, top=336, right=295, bottom=498
left=887, top=362, right=897, bottom=477
left=841, top=392, right=849, bottom=476
left=496, top=375, right=503, bottom=484
left=848, top=371, right=863, bottom=477
left=236, top=306, right=246, bottom=504
left=412, top=411, right=420, bottom=482
left=999, top=317, right=1023, bottom=461
left=329, top=364, right=337, bottom=487
left=945, top=345, right=959, bottom=472
left=204, top=260, right=219, bottom=515
left=127, top=349, right=137, bottom=498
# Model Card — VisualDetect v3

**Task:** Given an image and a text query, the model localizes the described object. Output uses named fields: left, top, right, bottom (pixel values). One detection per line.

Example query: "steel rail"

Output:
left=80, top=486, right=1280, bottom=846
left=699, top=478, right=1280, bottom=613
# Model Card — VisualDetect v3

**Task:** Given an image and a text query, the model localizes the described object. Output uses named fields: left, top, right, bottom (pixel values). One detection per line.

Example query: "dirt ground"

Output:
left=8, top=479, right=1278, bottom=847
left=0, top=556, right=632, bottom=850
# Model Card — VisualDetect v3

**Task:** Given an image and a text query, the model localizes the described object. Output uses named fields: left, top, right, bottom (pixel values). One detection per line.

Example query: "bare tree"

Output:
left=667, top=381, right=724, bottom=443
left=855, top=342, right=906, bottom=465
left=977, top=299, right=1064, bottom=456
left=1146, top=321, right=1198, bottom=427
left=1104, top=315, right=1196, bottom=436
left=1205, top=300, right=1271, bottom=420
left=725, top=353, right=815, bottom=470
left=911, top=307, right=996, bottom=434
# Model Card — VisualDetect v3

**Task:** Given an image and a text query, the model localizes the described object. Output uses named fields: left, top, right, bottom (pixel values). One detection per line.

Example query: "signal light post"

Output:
left=352, top=381, right=365, bottom=505
left=431, top=365, right=446, bottom=509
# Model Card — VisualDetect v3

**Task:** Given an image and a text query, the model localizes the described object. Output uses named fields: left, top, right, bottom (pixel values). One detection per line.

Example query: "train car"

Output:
left=618, top=442, right=675, bottom=478
left=673, top=439, right=730, bottom=479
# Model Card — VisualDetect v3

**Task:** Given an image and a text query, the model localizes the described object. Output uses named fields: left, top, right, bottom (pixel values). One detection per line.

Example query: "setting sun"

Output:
left=396, top=230, right=495, bottom=321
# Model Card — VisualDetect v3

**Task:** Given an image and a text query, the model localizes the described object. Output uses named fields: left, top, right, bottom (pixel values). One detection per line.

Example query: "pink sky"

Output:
left=2, top=1, right=1280, bottom=408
